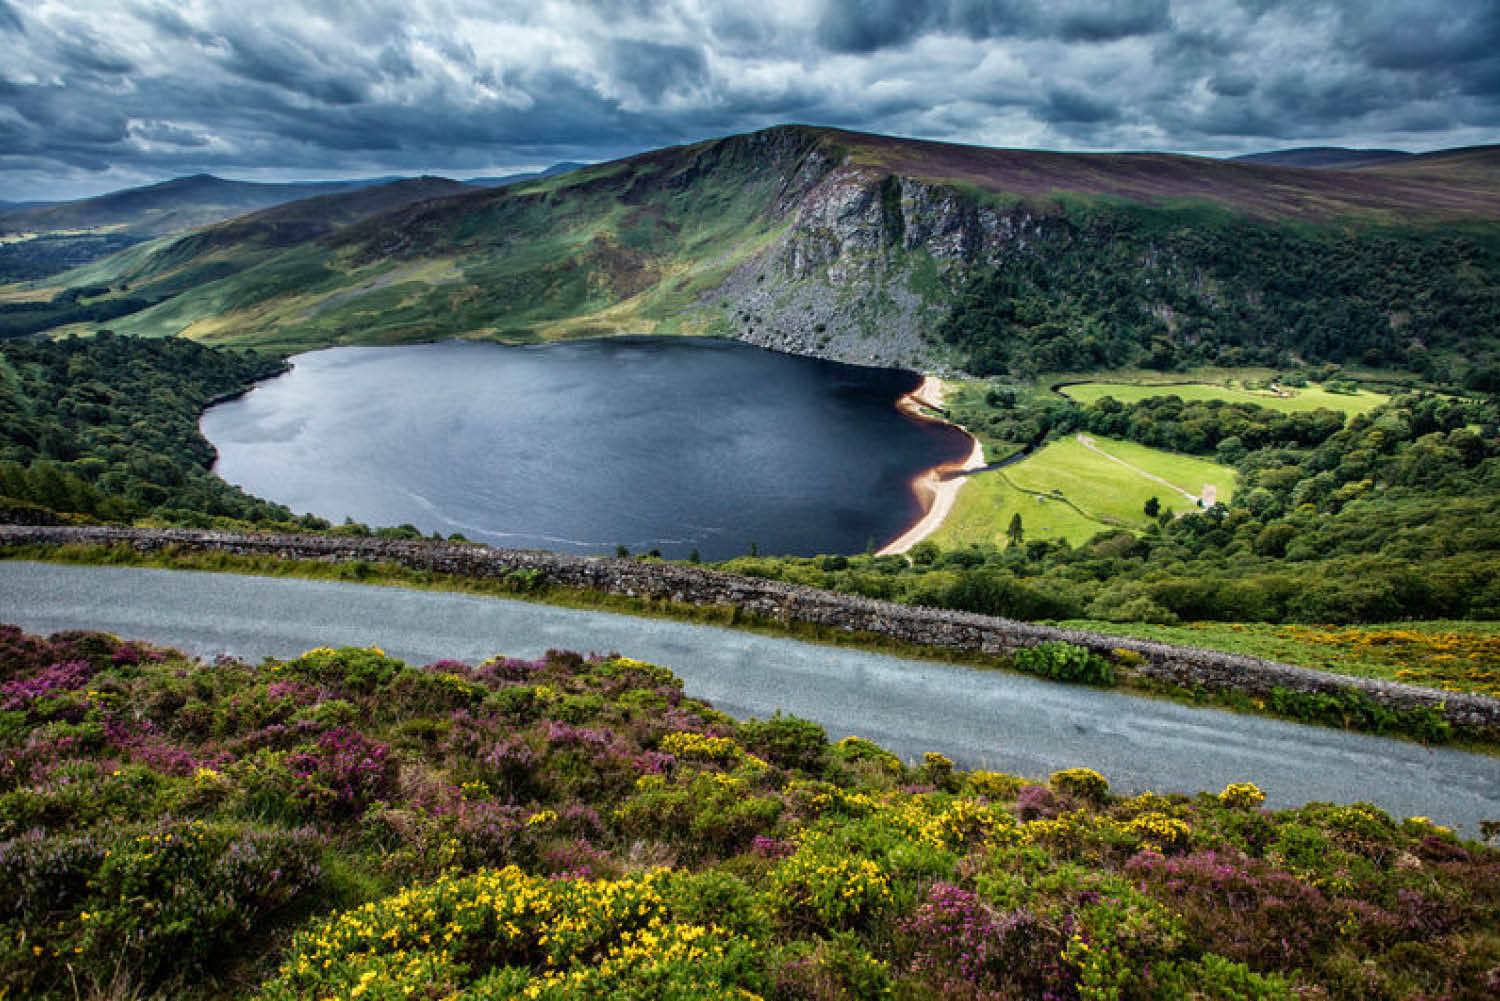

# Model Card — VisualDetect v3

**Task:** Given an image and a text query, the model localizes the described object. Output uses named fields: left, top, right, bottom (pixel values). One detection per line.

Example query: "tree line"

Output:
left=0, top=333, right=321, bottom=528
left=935, top=205, right=1500, bottom=391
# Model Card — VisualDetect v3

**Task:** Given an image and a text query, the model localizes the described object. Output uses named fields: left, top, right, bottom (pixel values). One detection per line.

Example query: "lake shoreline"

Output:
left=202, top=337, right=948, bottom=561
left=877, top=376, right=986, bottom=556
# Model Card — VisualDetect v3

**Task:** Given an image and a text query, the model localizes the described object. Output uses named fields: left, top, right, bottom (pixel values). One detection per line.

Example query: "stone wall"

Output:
left=5, top=524, right=1498, bottom=737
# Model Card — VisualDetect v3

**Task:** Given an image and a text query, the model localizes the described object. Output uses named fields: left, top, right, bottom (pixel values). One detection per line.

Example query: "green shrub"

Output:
left=1013, top=642, right=1117, bottom=686
left=0, top=820, right=321, bottom=997
left=1144, top=952, right=1296, bottom=1000
left=615, top=772, right=784, bottom=860
left=741, top=713, right=830, bottom=774
left=282, top=646, right=402, bottom=696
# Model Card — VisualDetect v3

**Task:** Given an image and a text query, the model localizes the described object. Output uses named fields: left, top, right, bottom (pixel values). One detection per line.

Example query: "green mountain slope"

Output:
left=9, top=126, right=1500, bottom=377
left=0, top=173, right=450, bottom=281
left=0, top=177, right=472, bottom=341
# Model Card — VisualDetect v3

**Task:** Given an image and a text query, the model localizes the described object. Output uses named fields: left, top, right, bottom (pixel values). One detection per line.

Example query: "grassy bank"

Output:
left=1058, top=618, right=1500, bottom=698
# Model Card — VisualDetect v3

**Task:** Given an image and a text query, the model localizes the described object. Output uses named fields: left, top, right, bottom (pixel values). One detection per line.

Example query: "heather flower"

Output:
left=750, top=835, right=795, bottom=859
left=286, top=727, right=394, bottom=816
left=265, top=680, right=325, bottom=706
left=1016, top=783, right=1063, bottom=821
left=476, top=656, right=545, bottom=686
left=902, top=882, right=998, bottom=982
left=1, top=660, right=95, bottom=711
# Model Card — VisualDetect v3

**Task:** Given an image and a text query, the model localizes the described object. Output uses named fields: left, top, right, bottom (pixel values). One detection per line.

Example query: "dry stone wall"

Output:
left=5, top=524, right=1499, bottom=737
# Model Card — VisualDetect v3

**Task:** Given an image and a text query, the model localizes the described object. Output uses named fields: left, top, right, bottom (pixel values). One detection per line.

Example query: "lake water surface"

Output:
left=201, top=337, right=970, bottom=560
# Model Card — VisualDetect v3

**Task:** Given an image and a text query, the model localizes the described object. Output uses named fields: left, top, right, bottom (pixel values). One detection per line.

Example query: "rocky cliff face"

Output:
left=696, top=131, right=1050, bottom=371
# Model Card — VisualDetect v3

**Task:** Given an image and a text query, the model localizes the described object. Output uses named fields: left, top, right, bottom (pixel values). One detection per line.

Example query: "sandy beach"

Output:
left=877, top=377, right=986, bottom=556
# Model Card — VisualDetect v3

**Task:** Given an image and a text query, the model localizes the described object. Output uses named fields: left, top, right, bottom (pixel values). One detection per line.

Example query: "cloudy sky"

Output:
left=1, top=0, right=1497, bottom=201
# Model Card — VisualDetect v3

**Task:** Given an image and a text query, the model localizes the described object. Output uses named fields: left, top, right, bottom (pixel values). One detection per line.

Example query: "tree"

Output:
left=1006, top=512, right=1024, bottom=547
left=909, top=540, right=940, bottom=565
left=1144, top=496, right=1161, bottom=518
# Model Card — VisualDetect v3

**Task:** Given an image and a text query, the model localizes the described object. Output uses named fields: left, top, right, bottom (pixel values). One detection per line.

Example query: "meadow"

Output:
left=930, top=434, right=1236, bottom=548
left=3, top=624, right=1497, bottom=1001
left=1059, top=380, right=1391, bottom=417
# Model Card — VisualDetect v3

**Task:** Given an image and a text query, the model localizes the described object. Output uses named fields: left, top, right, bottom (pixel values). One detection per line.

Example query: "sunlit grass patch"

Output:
left=1057, top=618, right=1500, bottom=696
left=933, top=434, right=1236, bottom=548
left=1061, top=379, right=1390, bottom=417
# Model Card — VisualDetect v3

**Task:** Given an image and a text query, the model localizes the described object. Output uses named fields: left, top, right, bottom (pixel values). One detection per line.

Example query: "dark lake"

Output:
left=201, top=337, right=970, bottom=561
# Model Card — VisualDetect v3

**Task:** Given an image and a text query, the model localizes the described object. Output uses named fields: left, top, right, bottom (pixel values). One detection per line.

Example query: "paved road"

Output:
left=5, top=560, right=1498, bottom=834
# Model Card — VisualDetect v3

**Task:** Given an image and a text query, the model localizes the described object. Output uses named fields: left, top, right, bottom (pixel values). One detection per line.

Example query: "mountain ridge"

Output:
left=7, top=124, right=1500, bottom=377
left=0, top=173, right=452, bottom=282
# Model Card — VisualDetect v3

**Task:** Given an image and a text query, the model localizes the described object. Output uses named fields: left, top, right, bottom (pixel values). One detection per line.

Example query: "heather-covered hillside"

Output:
left=2, top=625, right=1497, bottom=1000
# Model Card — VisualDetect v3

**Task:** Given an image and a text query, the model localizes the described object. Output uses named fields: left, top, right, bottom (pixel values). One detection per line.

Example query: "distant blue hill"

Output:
left=464, top=162, right=590, bottom=187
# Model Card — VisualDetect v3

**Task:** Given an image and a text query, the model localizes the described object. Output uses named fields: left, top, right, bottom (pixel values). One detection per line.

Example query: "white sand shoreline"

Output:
left=876, top=376, right=985, bottom=556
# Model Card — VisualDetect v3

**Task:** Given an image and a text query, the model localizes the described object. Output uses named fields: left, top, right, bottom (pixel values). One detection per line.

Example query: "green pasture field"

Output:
left=933, top=434, right=1237, bottom=548
left=1059, top=379, right=1390, bottom=417
left=927, top=466, right=1103, bottom=549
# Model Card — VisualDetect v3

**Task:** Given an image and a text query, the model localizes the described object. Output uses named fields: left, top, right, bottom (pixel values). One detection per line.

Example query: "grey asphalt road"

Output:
left=4, top=560, right=1497, bottom=834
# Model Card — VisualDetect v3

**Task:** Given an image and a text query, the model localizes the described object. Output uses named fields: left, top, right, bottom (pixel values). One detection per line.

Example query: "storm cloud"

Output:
left=0, top=0, right=1495, bottom=199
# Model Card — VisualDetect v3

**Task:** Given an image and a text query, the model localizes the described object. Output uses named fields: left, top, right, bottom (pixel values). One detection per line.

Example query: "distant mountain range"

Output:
left=0, top=174, right=417, bottom=237
left=3, top=125, right=1497, bottom=379
left=464, top=163, right=591, bottom=187
left=0, top=168, right=575, bottom=282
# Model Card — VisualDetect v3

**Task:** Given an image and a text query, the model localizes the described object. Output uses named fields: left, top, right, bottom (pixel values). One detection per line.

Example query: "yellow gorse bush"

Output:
left=1126, top=812, right=1193, bottom=853
left=262, top=866, right=764, bottom=1000
left=658, top=730, right=771, bottom=772
left=1218, top=781, right=1267, bottom=809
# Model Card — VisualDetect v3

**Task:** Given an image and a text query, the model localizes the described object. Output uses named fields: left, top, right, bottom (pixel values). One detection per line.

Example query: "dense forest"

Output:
left=3, top=627, right=1496, bottom=1000
left=719, top=385, right=1500, bottom=625
left=936, top=207, right=1500, bottom=391
left=0, top=334, right=318, bottom=528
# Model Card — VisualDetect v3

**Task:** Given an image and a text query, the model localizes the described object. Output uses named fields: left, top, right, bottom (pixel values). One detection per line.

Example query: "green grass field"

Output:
left=1060, top=380, right=1390, bottom=417
left=928, top=466, right=1104, bottom=548
left=931, top=434, right=1237, bottom=548
left=1056, top=619, right=1500, bottom=697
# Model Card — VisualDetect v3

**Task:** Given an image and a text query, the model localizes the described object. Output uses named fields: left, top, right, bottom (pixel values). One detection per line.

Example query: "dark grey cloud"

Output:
left=1054, top=1, right=1170, bottom=43
left=818, top=0, right=1170, bottom=52
left=55, top=35, right=136, bottom=76
left=1344, top=2, right=1500, bottom=72
left=0, top=0, right=1495, bottom=201
left=219, top=30, right=372, bottom=105
left=818, top=0, right=934, bottom=53
left=1208, top=72, right=1255, bottom=98
left=0, top=1, right=24, bottom=34
left=1045, top=87, right=1120, bottom=124
left=608, top=40, right=709, bottom=102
